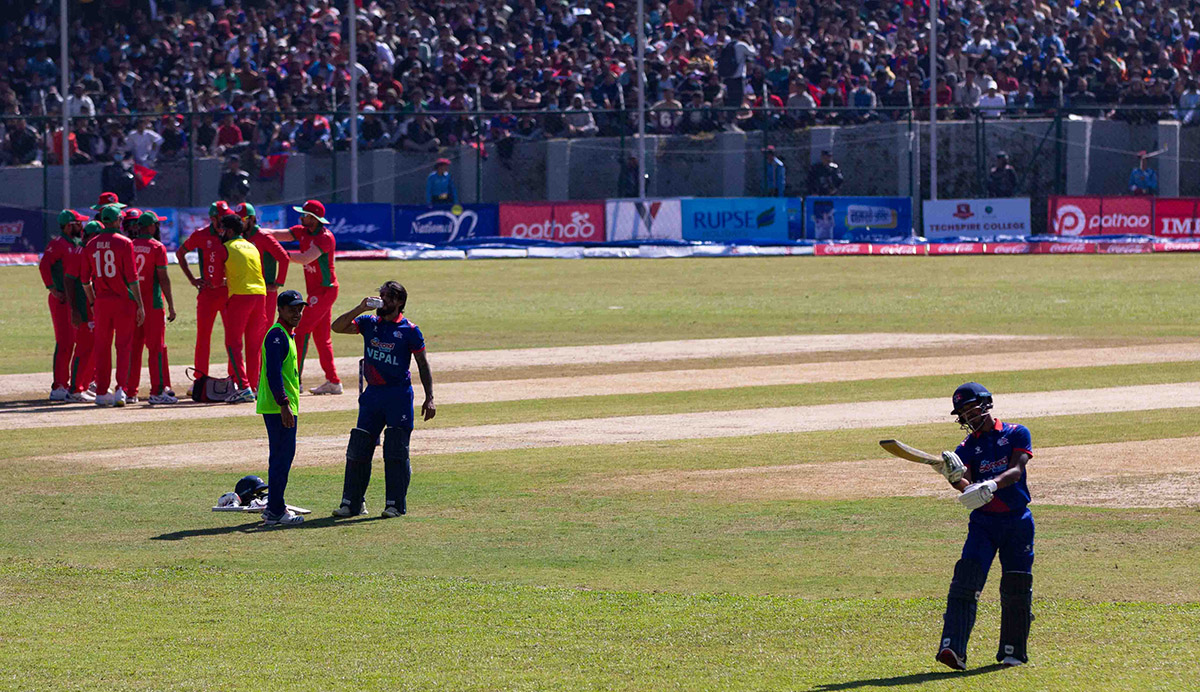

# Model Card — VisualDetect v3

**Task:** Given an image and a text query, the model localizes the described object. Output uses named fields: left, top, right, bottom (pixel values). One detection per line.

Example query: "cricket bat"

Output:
left=212, top=504, right=312, bottom=515
left=879, top=439, right=942, bottom=466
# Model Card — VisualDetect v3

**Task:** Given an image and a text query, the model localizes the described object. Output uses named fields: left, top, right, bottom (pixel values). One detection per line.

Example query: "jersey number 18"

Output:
left=93, top=249, right=117, bottom=278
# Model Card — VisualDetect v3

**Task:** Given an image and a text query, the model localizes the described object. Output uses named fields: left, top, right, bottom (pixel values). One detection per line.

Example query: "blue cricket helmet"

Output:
left=951, top=382, right=993, bottom=415
left=234, top=475, right=268, bottom=504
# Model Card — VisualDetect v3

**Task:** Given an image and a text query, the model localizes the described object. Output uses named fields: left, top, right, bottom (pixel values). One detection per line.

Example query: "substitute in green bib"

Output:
left=256, top=289, right=306, bottom=526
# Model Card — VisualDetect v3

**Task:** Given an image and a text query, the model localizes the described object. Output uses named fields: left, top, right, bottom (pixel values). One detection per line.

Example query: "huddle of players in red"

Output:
left=39, top=193, right=343, bottom=406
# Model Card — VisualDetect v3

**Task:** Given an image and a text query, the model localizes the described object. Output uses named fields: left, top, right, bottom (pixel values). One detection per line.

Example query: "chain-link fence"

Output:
left=0, top=105, right=1191, bottom=234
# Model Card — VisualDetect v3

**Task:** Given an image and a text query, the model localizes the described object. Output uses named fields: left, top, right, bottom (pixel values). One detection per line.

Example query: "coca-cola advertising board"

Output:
left=499, top=202, right=605, bottom=243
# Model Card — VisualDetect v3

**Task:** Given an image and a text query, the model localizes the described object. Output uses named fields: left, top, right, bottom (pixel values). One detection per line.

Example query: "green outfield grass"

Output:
left=5, top=256, right=1200, bottom=689
left=4, top=406, right=1200, bottom=688
left=5, top=254, right=1200, bottom=374
left=4, top=563, right=1198, bottom=691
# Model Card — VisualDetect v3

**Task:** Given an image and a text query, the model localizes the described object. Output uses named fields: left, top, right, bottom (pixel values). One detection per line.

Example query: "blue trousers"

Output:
left=263, top=413, right=298, bottom=515
left=961, top=508, right=1035, bottom=575
left=356, top=386, right=414, bottom=437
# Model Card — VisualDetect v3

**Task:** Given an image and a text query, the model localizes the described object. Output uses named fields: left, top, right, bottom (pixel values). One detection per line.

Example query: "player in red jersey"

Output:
left=63, top=221, right=101, bottom=401
left=39, top=209, right=88, bottom=401
left=176, top=201, right=232, bottom=379
left=271, top=199, right=342, bottom=395
left=81, top=205, right=145, bottom=407
left=120, top=207, right=143, bottom=236
left=235, top=202, right=290, bottom=389
left=126, top=211, right=179, bottom=405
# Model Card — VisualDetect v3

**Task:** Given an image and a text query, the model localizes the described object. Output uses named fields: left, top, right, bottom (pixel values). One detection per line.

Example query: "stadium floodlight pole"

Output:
left=348, top=0, right=359, bottom=203
left=929, top=0, right=938, bottom=200
left=636, top=0, right=646, bottom=203
left=60, top=0, right=69, bottom=208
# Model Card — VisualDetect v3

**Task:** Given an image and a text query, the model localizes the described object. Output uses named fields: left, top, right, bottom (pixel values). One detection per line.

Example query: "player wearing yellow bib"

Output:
left=256, top=290, right=306, bottom=526
left=220, top=214, right=266, bottom=403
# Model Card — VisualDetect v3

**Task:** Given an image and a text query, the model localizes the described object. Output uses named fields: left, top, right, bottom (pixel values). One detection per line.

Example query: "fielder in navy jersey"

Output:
left=329, top=281, right=435, bottom=518
left=932, top=382, right=1035, bottom=671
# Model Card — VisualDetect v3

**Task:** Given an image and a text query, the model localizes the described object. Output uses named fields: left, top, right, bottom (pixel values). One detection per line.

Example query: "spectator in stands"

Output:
left=101, top=151, right=136, bottom=204
left=215, top=111, right=246, bottom=155
left=680, top=91, right=717, bottom=134
left=650, top=87, right=682, bottom=133
left=159, top=117, right=187, bottom=161
left=66, top=84, right=95, bottom=118
left=219, top=156, right=251, bottom=205
left=49, top=124, right=91, bottom=165
left=785, top=78, right=817, bottom=127
left=988, top=152, right=1019, bottom=198
left=402, top=113, right=440, bottom=152
left=1178, top=80, right=1200, bottom=126
left=764, top=146, right=786, bottom=197
left=3, top=117, right=42, bottom=166
left=1129, top=152, right=1158, bottom=196
left=426, top=158, right=456, bottom=205
left=807, top=150, right=843, bottom=196
left=126, top=119, right=163, bottom=166
left=979, top=84, right=1007, bottom=118
left=564, top=95, right=599, bottom=137
left=359, top=106, right=391, bottom=149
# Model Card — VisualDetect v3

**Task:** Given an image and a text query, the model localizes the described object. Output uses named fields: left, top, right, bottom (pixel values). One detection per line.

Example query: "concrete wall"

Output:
left=2, top=118, right=1189, bottom=229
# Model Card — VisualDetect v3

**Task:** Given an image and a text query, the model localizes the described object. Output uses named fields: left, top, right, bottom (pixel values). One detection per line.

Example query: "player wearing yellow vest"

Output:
left=220, top=214, right=266, bottom=403
left=256, top=290, right=306, bottom=526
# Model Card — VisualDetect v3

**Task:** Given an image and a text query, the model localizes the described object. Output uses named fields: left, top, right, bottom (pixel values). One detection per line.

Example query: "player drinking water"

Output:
left=934, top=382, right=1035, bottom=671
left=329, top=281, right=435, bottom=518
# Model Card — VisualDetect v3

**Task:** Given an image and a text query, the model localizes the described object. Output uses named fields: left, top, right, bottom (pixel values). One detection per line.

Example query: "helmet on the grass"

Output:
left=234, top=475, right=268, bottom=504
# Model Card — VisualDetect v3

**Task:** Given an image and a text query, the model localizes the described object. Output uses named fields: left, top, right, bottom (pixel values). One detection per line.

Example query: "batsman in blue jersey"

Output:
left=933, top=382, right=1034, bottom=671
left=329, top=281, right=435, bottom=518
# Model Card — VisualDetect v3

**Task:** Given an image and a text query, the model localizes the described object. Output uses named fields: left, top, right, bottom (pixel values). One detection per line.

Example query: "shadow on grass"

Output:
left=151, top=515, right=385, bottom=540
left=810, top=663, right=1007, bottom=690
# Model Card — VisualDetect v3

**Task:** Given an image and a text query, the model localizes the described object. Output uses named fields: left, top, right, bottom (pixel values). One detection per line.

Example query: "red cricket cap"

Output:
left=210, top=200, right=233, bottom=217
left=291, top=199, right=330, bottom=224
left=91, top=191, right=127, bottom=210
left=122, top=207, right=143, bottom=220
left=435, top=157, right=451, bottom=166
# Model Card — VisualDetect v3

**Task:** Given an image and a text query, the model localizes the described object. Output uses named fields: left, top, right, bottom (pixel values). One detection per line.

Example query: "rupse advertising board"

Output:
left=498, top=202, right=605, bottom=243
left=922, top=199, right=1031, bottom=239
left=1047, top=196, right=1152, bottom=235
left=0, top=206, right=44, bottom=252
left=394, top=204, right=499, bottom=243
left=605, top=199, right=684, bottom=241
left=681, top=198, right=804, bottom=242
left=284, top=203, right=393, bottom=244
left=803, top=197, right=914, bottom=241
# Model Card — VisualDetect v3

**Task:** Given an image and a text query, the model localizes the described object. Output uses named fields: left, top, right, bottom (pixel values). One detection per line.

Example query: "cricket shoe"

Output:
left=94, top=392, right=115, bottom=407
left=68, top=390, right=95, bottom=403
left=937, top=648, right=967, bottom=671
left=309, top=380, right=343, bottom=395
left=225, top=388, right=256, bottom=404
left=262, top=509, right=304, bottom=526
left=381, top=504, right=406, bottom=518
left=148, top=392, right=179, bottom=405
left=1000, top=656, right=1025, bottom=667
left=49, top=387, right=69, bottom=401
left=332, top=502, right=368, bottom=518
left=112, top=388, right=128, bottom=407
left=87, top=383, right=97, bottom=395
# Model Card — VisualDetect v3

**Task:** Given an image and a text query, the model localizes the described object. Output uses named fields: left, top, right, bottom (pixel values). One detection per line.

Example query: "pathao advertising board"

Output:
left=498, top=202, right=605, bottom=243
left=1048, top=196, right=1152, bottom=235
